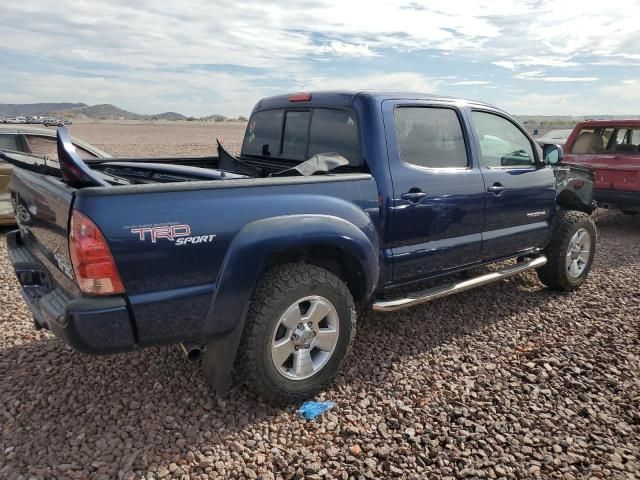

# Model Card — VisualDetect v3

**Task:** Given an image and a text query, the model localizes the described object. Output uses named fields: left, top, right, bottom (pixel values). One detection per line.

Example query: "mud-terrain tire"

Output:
left=237, top=263, right=356, bottom=404
left=537, top=210, right=596, bottom=291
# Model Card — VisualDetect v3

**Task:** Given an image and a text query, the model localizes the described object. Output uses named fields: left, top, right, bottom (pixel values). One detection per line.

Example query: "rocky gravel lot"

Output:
left=1, top=127, right=639, bottom=479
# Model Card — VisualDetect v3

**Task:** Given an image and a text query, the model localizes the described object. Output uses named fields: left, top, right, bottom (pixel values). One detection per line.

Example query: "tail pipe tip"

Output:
left=180, top=342, right=203, bottom=362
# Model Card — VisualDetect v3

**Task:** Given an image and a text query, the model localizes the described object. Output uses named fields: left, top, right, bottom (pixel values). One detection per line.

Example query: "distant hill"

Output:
left=0, top=102, right=87, bottom=116
left=152, top=111, right=188, bottom=121
left=201, top=114, right=229, bottom=122
left=63, top=104, right=146, bottom=120
left=42, top=104, right=187, bottom=121
left=0, top=102, right=241, bottom=121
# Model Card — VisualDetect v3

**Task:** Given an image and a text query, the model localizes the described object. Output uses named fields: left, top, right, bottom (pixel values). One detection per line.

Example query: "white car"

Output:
left=535, top=129, right=573, bottom=147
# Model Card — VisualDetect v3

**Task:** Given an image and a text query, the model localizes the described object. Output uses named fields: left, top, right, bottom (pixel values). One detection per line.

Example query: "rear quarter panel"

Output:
left=74, top=175, right=380, bottom=344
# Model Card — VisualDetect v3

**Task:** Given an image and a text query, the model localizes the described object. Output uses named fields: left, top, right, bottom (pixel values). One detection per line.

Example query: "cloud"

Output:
left=493, top=61, right=516, bottom=70
left=450, top=80, right=490, bottom=86
left=514, top=71, right=598, bottom=82
left=296, top=72, right=442, bottom=93
left=601, top=79, right=640, bottom=100
left=0, top=0, right=638, bottom=115
left=317, top=41, right=377, bottom=57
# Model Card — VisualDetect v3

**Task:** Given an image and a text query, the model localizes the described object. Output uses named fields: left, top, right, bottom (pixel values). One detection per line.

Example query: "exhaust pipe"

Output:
left=180, top=342, right=203, bottom=362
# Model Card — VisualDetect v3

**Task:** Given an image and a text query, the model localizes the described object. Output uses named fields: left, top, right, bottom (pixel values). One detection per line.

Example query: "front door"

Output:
left=467, top=109, right=556, bottom=259
left=384, top=102, right=486, bottom=282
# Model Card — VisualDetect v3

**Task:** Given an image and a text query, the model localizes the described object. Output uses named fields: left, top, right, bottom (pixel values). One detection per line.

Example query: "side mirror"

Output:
left=543, top=144, right=563, bottom=165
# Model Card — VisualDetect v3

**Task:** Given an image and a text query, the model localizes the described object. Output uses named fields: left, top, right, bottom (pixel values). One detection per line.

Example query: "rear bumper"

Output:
left=6, top=229, right=137, bottom=354
left=594, top=189, right=640, bottom=209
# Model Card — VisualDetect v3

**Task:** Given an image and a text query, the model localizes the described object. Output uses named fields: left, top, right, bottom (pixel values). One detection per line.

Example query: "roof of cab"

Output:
left=253, top=90, right=501, bottom=112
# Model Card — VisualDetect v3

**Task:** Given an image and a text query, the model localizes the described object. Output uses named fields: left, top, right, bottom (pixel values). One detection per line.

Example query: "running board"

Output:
left=372, top=255, right=547, bottom=312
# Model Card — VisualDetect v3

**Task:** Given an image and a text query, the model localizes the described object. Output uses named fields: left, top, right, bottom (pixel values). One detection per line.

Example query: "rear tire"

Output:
left=537, top=210, right=596, bottom=291
left=237, top=263, right=356, bottom=404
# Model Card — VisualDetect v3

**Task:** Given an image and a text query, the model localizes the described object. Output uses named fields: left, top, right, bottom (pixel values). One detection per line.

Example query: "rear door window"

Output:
left=242, top=109, right=283, bottom=157
left=308, top=109, right=360, bottom=165
left=394, top=107, right=468, bottom=168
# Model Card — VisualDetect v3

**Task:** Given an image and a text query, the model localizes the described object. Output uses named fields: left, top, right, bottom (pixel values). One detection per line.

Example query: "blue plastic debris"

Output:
left=298, top=400, right=335, bottom=420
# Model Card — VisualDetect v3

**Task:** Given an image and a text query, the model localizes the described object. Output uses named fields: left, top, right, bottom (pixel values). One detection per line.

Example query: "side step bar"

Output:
left=372, top=255, right=547, bottom=312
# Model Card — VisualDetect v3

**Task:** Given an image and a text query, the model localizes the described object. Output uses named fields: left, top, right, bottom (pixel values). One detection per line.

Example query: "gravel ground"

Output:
left=0, top=128, right=639, bottom=479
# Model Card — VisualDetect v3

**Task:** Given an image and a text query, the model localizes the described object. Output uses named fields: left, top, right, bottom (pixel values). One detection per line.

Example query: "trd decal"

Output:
left=131, top=224, right=191, bottom=242
left=129, top=224, right=216, bottom=246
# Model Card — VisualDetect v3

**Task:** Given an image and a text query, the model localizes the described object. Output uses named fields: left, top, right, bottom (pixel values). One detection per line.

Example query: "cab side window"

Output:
left=471, top=111, right=535, bottom=168
left=24, top=135, right=58, bottom=159
left=24, top=135, right=100, bottom=160
left=394, top=107, right=468, bottom=169
left=0, top=134, right=20, bottom=151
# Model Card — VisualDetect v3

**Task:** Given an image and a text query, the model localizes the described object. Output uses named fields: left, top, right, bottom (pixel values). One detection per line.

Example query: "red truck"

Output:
left=562, top=120, right=640, bottom=214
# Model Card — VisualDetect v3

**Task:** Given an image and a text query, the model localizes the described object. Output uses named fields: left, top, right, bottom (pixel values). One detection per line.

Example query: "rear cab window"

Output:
left=241, top=108, right=361, bottom=167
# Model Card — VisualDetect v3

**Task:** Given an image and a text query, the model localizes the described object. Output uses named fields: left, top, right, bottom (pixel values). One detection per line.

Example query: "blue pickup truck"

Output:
left=3, top=91, right=596, bottom=403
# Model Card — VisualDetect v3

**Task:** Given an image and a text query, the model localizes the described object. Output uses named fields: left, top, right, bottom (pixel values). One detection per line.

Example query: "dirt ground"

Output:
left=0, top=123, right=639, bottom=479
left=68, top=122, right=247, bottom=158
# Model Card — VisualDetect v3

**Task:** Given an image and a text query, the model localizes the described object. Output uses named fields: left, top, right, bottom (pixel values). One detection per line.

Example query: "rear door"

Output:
left=468, top=109, right=556, bottom=259
left=383, top=101, right=486, bottom=281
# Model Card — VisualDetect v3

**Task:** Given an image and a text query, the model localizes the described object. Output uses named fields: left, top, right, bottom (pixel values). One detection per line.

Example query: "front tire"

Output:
left=237, top=263, right=356, bottom=404
left=537, top=210, right=596, bottom=291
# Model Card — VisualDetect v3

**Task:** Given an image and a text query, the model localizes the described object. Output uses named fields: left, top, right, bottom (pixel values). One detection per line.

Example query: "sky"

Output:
left=1, top=0, right=639, bottom=117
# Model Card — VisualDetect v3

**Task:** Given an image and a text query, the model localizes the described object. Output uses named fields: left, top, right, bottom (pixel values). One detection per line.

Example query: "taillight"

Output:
left=69, top=210, right=124, bottom=295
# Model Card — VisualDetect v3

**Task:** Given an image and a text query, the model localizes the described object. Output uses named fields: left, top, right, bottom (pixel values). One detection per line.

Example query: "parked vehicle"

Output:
left=41, top=117, right=66, bottom=127
left=535, top=129, right=573, bottom=147
left=5, top=117, right=27, bottom=124
left=562, top=120, right=640, bottom=214
left=0, top=126, right=111, bottom=224
left=3, top=91, right=596, bottom=403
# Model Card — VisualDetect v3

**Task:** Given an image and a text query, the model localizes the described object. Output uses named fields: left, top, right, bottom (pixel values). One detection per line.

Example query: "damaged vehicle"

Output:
left=3, top=91, right=596, bottom=403
left=0, top=125, right=110, bottom=224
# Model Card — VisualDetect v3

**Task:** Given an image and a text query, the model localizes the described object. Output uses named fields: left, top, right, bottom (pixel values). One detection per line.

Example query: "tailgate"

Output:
left=593, top=167, right=639, bottom=192
left=564, top=154, right=640, bottom=192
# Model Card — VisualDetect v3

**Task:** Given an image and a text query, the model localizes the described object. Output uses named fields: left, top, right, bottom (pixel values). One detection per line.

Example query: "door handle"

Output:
left=488, top=183, right=506, bottom=195
left=401, top=191, right=427, bottom=202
